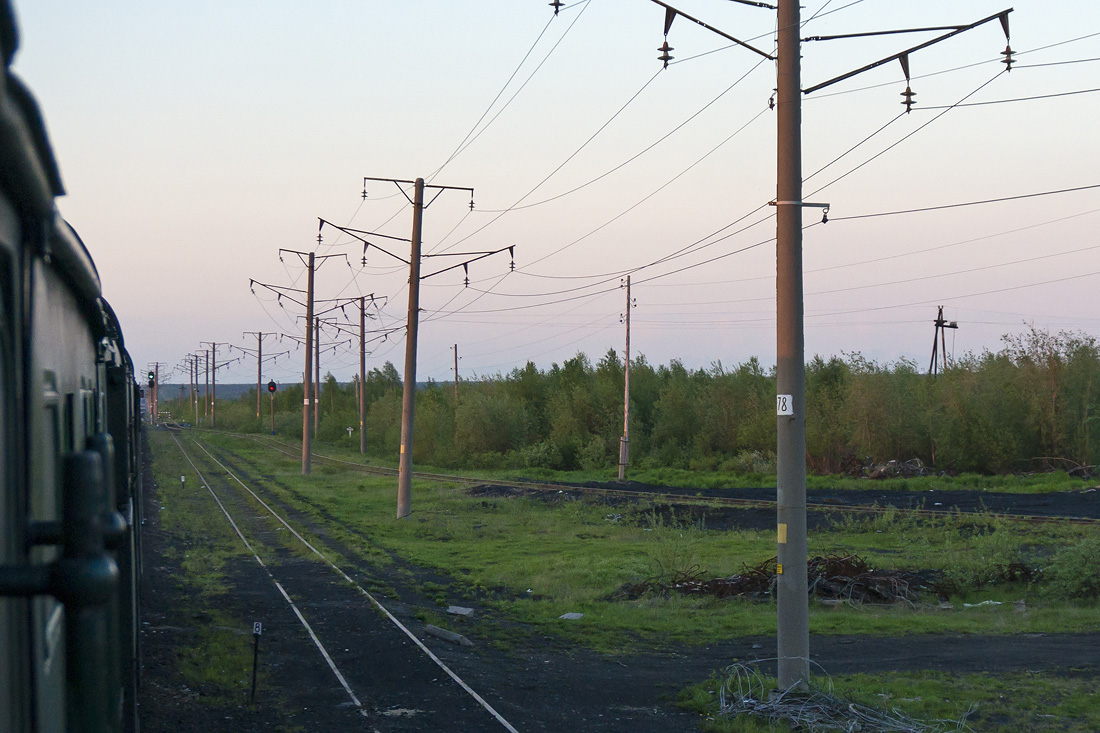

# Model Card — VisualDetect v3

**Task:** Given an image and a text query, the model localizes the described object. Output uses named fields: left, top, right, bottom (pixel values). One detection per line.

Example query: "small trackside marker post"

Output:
left=250, top=622, right=262, bottom=704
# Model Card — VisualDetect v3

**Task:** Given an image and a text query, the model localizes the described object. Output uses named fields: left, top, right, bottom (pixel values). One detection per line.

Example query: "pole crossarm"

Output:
left=362, top=176, right=475, bottom=211
left=421, top=246, right=515, bottom=281
left=648, top=0, right=775, bottom=61
left=229, top=345, right=289, bottom=362
left=726, top=0, right=776, bottom=8
left=803, top=9, right=1013, bottom=95
left=278, top=248, right=350, bottom=271
left=804, top=25, right=978, bottom=42
left=319, top=218, right=410, bottom=266
left=312, top=293, right=385, bottom=320
left=249, top=280, right=308, bottom=309
left=313, top=316, right=396, bottom=343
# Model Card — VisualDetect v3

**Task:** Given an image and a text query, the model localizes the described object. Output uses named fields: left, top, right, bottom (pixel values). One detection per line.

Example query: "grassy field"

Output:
left=152, top=429, right=1100, bottom=730
left=679, top=668, right=1100, bottom=732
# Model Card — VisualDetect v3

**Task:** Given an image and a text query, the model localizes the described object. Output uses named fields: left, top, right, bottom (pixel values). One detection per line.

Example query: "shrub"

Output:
left=518, top=441, right=562, bottom=470
left=1043, top=536, right=1100, bottom=600
left=577, top=435, right=607, bottom=471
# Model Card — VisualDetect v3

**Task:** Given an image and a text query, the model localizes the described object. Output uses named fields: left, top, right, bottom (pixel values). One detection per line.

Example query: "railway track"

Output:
left=166, top=430, right=520, bottom=731
left=223, top=432, right=1100, bottom=528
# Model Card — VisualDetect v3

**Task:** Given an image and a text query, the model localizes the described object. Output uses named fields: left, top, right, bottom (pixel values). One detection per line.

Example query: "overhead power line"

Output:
left=918, top=86, right=1100, bottom=108
left=829, top=183, right=1100, bottom=221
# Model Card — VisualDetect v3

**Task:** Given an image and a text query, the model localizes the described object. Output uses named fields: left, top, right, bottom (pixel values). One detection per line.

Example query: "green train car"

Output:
left=1, top=2, right=143, bottom=730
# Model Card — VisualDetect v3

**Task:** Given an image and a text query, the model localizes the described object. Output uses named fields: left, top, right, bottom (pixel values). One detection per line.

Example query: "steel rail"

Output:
left=183, top=433, right=521, bottom=733
left=168, top=433, right=369, bottom=716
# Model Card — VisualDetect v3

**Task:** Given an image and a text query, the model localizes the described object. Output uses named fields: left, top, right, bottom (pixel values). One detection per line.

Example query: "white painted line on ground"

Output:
left=190, top=437, right=521, bottom=733
left=170, top=434, right=367, bottom=716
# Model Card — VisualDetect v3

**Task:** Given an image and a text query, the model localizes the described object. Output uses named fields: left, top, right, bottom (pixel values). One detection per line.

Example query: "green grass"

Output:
left=153, top=428, right=1100, bottom=731
left=168, top=431, right=1100, bottom=655
left=680, top=669, right=1100, bottom=732
left=148, top=431, right=316, bottom=703
left=263, top=429, right=1097, bottom=495
left=177, top=623, right=257, bottom=699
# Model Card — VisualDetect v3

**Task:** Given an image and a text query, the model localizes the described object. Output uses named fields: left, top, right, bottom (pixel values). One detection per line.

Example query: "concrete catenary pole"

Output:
left=204, top=350, right=210, bottom=422
left=153, top=364, right=159, bottom=422
left=775, top=0, right=810, bottom=690
left=619, top=276, right=631, bottom=482
left=453, top=344, right=459, bottom=409
left=256, top=334, right=263, bottom=418
left=396, top=177, right=425, bottom=519
left=210, top=344, right=218, bottom=429
left=360, top=296, right=367, bottom=454
left=301, top=252, right=315, bottom=475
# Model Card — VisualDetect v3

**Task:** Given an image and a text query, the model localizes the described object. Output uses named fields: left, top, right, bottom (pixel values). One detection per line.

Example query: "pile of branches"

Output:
left=618, top=554, right=936, bottom=605
left=809, top=553, right=934, bottom=605
left=615, top=558, right=775, bottom=601
left=839, top=455, right=932, bottom=479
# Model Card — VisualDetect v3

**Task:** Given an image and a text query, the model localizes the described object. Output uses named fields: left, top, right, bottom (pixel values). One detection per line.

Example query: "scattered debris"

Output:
left=558, top=612, right=584, bottom=620
left=445, top=605, right=474, bottom=617
left=616, top=553, right=937, bottom=605
left=381, top=708, right=423, bottom=718
left=867, top=457, right=930, bottom=480
left=423, top=625, right=473, bottom=647
left=963, top=600, right=1003, bottom=608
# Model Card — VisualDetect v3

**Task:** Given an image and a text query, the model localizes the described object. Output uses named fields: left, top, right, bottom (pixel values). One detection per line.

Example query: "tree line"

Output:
left=174, top=327, right=1100, bottom=475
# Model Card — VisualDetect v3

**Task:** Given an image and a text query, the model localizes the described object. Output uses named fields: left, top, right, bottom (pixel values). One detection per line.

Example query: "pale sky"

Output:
left=12, top=1, right=1100, bottom=385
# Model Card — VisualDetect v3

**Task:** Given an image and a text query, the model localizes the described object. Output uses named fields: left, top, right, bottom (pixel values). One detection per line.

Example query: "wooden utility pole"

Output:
left=360, top=296, right=368, bottom=454
left=928, top=306, right=958, bottom=376
left=252, top=248, right=346, bottom=474
left=619, top=276, right=632, bottom=481
left=397, top=178, right=425, bottom=520
left=355, top=176, right=485, bottom=519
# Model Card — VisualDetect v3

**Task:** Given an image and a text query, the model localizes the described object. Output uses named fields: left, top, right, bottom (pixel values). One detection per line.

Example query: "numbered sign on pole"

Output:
left=776, top=394, right=794, bottom=416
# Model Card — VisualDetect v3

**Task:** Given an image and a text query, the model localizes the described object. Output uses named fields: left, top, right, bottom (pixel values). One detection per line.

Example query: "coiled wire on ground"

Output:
left=716, top=661, right=975, bottom=732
